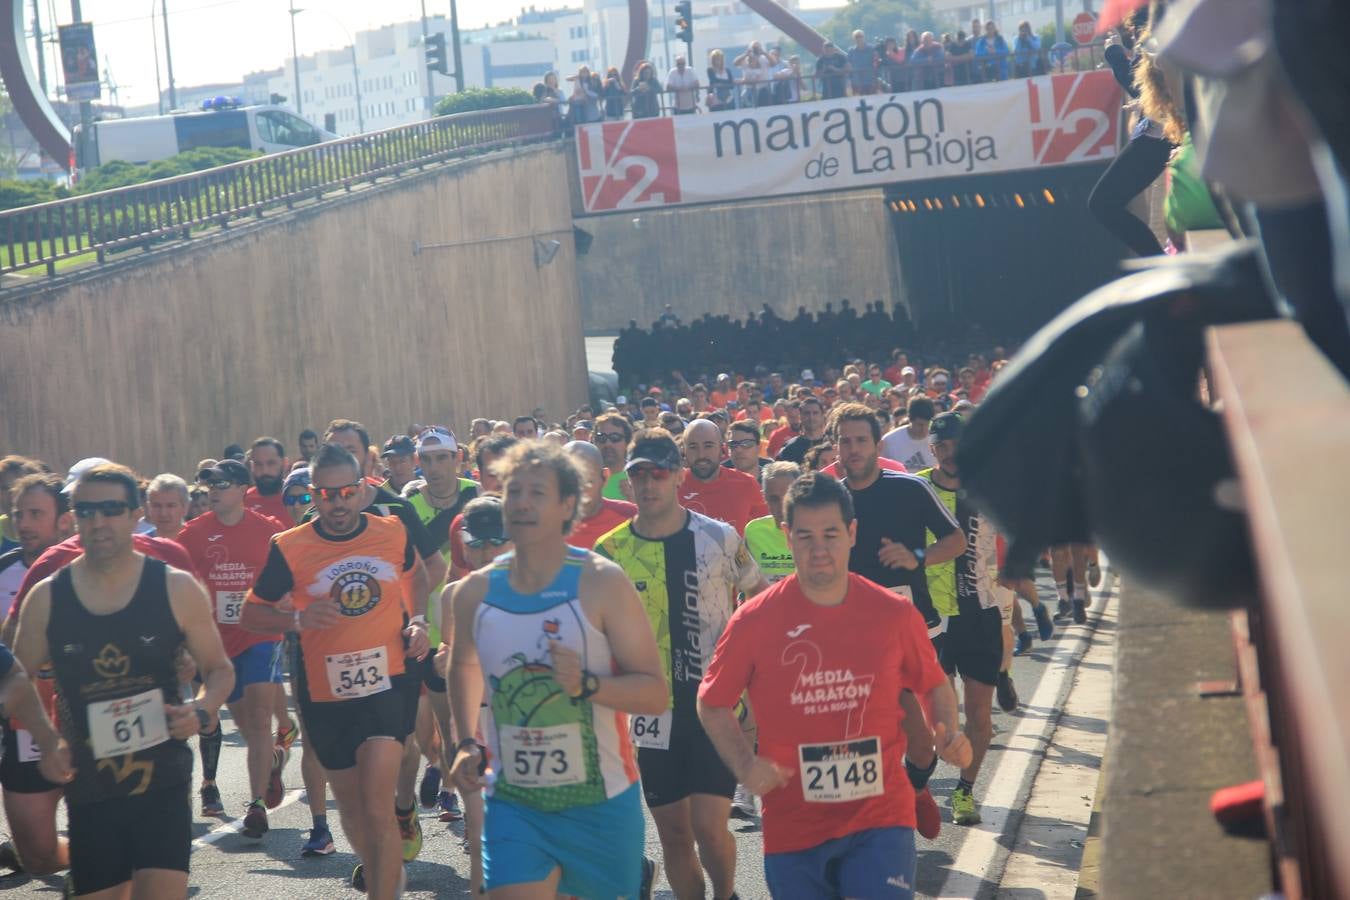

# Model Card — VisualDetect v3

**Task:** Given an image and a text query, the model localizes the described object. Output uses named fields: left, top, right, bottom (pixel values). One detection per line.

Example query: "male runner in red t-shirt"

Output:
left=562, top=441, right=636, bottom=550
left=176, top=459, right=288, bottom=833
left=699, top=472, right=970, bottom=899
left=242, top=436, right=291, bottom=524
left=679, top=420, right=768, bottom=535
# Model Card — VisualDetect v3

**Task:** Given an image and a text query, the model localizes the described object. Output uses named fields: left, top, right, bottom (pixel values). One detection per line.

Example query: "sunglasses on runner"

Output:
left=592, top=432, right=628, bottom=444
left=313, top=483, right=362, bottom=502
left=628, top=466, right=674, bottom=481
left=73, top=500, right=133, bottom=519
left=207, top=479, right=237, bottom=491
left=727, top=439, right=759, bottom=450
left=464, top=536, right=510, bottom=549
left=283, top=492, right=313, bottom=507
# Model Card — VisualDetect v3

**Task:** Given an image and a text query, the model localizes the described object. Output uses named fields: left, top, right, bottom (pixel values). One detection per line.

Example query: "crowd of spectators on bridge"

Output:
left=536, top=16, right=1073, bottom=124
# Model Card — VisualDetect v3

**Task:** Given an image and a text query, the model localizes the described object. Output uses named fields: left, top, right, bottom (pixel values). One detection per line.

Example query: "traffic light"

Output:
left=674, top=0, right=693, bottom=45
left=425, top=33, right=449, bottom=75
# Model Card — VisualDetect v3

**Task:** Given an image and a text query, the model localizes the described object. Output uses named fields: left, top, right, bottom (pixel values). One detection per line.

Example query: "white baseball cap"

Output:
left=416, top=428, right=457, bottom=455
left=63, top=457, right=112, bottom=494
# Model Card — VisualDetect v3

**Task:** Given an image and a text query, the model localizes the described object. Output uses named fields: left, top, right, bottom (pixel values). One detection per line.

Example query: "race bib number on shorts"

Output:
left=324, top=647, right=390, bottom=699
left=629, top=710, right=672, bottom=750
left=798, top=737, right=884, bottom=803
left=87, top=689, right=169, bottom=760
left=499, top=724, right=586, bottom=789
left=16, top=728, right=40, bottom=763
left=216, top=591, right=245, bottom=625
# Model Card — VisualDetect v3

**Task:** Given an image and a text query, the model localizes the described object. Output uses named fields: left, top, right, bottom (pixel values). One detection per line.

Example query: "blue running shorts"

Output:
left=483, top=781, right=644, bottom=899
left=226, top=641, right=284, bottom=704
left=764, top=826, right=916, bottom=900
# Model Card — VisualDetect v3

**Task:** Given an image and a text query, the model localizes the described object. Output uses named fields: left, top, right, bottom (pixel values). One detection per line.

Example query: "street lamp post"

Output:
left=150, top=0, right=164, bottom=113
left=161, top=0, right=177, bottom=109
left=289, top=0, right=302, bottom=114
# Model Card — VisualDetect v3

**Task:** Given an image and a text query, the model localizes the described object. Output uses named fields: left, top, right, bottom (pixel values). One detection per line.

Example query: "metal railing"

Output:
left=561, top=42, right=1109, bottom=122
left=1207, top=320, right=1350, bottom=900
left=0, top=103, right=562, bottom=279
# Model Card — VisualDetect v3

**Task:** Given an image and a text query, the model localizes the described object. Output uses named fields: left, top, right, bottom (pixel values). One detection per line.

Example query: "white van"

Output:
left=76, top=101, right=339, bottom=169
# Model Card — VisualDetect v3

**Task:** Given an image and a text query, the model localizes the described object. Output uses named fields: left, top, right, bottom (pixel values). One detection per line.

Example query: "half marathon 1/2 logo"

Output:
left=578, top=117, right=684, bottom=211
left=710, top=93, right=997, bottom=178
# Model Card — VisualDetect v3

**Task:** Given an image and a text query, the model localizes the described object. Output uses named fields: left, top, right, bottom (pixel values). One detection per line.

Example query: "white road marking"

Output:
left=192, top=788, right=306, bottom=850
left=935, top=572, right=1117, bottom=899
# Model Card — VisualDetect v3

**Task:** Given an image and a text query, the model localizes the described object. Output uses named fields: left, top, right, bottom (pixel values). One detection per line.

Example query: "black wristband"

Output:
left=455, top=738, right=482, bottom=754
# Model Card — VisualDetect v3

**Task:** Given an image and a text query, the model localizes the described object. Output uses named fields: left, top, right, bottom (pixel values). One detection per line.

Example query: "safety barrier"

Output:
left=0, top=102, right=561, bottom=278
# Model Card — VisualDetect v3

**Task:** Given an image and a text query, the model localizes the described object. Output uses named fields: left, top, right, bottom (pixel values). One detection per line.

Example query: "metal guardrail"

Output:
left=0, top=103, right=562, bottom=279
left=1207, top=320, right=1350, bottom=900
left=563, top=42, right=1109, bottom=121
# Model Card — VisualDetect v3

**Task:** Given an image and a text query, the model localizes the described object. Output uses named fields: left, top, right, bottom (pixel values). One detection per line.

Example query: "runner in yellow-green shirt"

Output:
left=743, top=461, right=801, bottom=582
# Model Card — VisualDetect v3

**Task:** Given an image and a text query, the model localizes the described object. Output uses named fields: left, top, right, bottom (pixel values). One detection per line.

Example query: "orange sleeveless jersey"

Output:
left=249, top=515, right=410, bottom=703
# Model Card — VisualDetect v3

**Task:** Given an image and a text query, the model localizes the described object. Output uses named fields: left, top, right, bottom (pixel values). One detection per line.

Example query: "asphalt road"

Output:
left=0, top=572, right=1101, bottom=899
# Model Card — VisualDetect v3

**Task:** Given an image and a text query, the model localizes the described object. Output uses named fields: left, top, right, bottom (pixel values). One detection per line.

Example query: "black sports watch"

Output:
left=194, top=705, right=211, bottom=733
left=576, top=671, right=600, bottom=701
left=913, top=548, right=926, bottom=568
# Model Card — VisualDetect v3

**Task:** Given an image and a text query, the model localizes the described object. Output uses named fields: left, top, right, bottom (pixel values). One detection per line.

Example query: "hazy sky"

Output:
left=35, top=0, right=831, bottom=109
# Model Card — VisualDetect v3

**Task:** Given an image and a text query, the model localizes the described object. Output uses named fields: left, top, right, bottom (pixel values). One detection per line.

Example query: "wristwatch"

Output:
left=913, top=548, right=927, bottom=568
left=576, top=670, right=600, bottom=701
left=408, top=615, right=428, bottom=628
left=194, top=704, right=211, bottom=733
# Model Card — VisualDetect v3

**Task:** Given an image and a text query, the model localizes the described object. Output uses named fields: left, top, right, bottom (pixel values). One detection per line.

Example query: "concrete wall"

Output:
left=0, top=143, right=587, bottom=477
left=575, top=190, right=903, bottom=332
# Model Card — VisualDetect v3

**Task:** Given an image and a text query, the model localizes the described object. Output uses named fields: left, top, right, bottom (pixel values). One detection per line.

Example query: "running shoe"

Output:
left=419, top=765, right=442, bottom=809
left=242, top=801, right=269, bottom=839
left=200, top=782, right=225, bottom=816
left=1014, top=630, right=1033, bottom=656
left=265, top=746, right=287, bottom=809
left=351, top=863, right=365, bottom=892
left=397, top=807, right=423, bottom=862
left=0, top=839, right=23, bottom=873
left=914, top=787, right=941, bottom=839
left=438, top=790, right=463, bottom=823
left=996, top=671, right=1019, bottom=712
left=640, top=856, right=656, bottom=900
left=1034, top=603, right=1055, bottom=641
left=1073, top=598, right=1088, bottom=625
left=275, top=717, right=299, bottom=753
left=951, top=786, right=982, bottom=826
left=1053, top=599, right=1073, bottom=623
left=301, top=825, right=335, bottom=857
left=730, top=784, right=757, bottom=820
left=1087, top=561, right=1102, bottom=589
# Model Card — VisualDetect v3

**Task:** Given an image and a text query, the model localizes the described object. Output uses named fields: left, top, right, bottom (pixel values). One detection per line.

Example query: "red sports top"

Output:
left=244, top=487, right=289, bottom=525
left=678, top=467, right=769, bottom=536
left=176, top=509, right=287, bottom=657
left=699, top=574, right=946, bottom=854
left=567, top=498, right=637, bottom=551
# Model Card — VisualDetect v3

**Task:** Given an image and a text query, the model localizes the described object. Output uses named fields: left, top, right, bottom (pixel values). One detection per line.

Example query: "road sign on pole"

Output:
left=1072, top=11, right=1096, bottom=45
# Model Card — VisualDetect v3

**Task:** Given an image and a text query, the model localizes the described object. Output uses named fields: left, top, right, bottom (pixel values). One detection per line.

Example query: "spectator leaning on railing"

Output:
left=910, top=32, right=946, bottom=91
left=847, top=29, right=880, bottom=95
left=1013, top=21, right=1045, bottom=77
left=707, top=49, right=736, bottom=111
left=734, top=42, right=773, bottom=107
left=975, top=21, right=1010, bottom=81
left=946, top=30, right=975, bottom=85
left=631, top=62, right=663, bottom=118
left=603, top=67, right=626, bottom=118
left=666, top=55, right=701, bottom=114
left=816, top=40, right=849, bottom=99
left=569, top=66, right=602, bottom=124
left=771, top=50, right=802, bottom=104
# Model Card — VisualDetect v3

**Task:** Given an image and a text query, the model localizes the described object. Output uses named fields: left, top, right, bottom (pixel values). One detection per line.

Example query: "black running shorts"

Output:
left=940, top=606, right=1004, bottom=687
left=67, top=782, right=191, bottom=894
left=295, top=656, right=412, bottom=771
left=637, top=711, right=736, bottom=809
left=0, top=726, right=59, bottom=794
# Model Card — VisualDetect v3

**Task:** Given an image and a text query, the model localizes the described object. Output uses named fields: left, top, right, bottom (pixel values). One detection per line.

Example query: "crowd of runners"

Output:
left=0, top=350, right=1104, bottom=899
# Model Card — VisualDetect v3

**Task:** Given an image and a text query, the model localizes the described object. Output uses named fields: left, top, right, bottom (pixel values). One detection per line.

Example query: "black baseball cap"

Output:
left=197, top=459, right=252, bottom=486
left=381, top=435, right=416, bottom=458
left=930, top=412, right=965, bottom=442
left=626, top=434, right=682, bottom=471
left=461, top=497, right=506, bottom=543
left=221, top=443, right=246, bottom=462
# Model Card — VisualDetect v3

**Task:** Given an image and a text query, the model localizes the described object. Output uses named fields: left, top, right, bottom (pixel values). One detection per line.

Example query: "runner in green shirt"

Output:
left=743, top=461, right=801, bottom=582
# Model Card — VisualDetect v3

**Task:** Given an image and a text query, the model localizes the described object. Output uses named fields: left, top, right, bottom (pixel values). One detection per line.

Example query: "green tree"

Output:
left=433, top=87, right=536, bottom=118
left=74, top=146, right=260, bottom=194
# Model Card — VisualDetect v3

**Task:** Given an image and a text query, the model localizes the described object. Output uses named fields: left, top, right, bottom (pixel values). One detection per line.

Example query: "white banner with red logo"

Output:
left=577, top=70, right=1123, bottom=213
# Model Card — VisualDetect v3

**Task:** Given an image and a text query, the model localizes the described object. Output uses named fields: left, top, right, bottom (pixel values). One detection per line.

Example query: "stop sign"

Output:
left=1073, top=11, right=1097, bottom=44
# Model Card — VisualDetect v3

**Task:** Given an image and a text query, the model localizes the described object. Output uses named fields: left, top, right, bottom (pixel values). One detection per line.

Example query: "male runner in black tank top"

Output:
left=12, top=463, right=234, bottom=899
